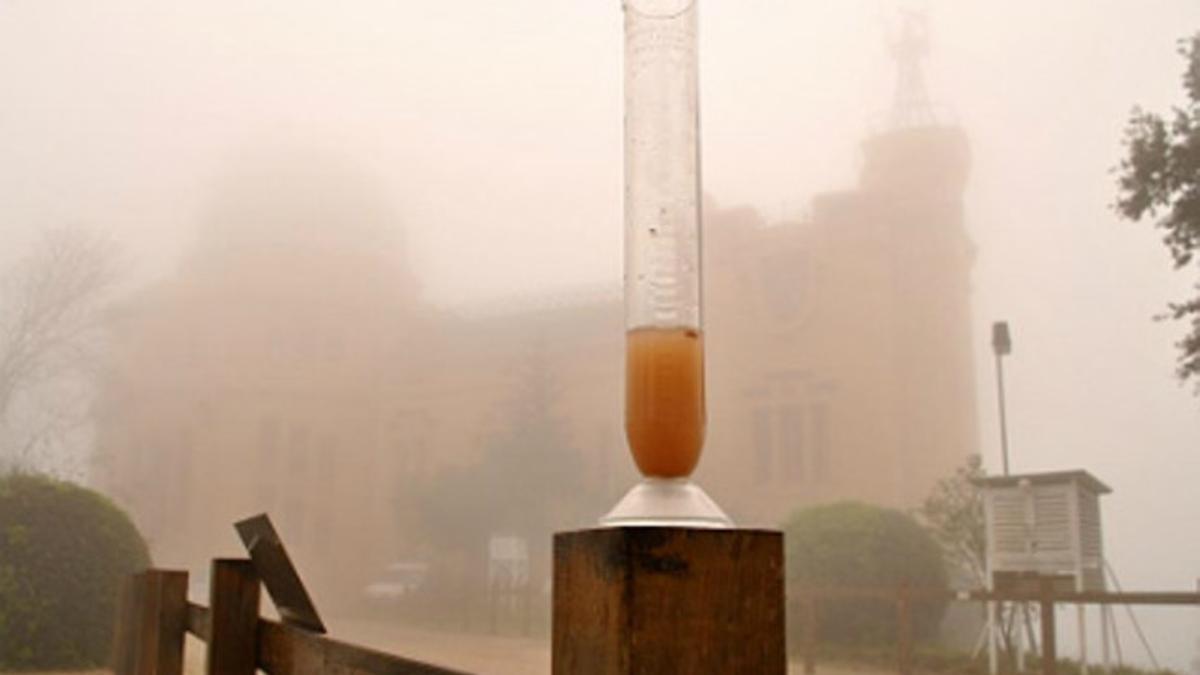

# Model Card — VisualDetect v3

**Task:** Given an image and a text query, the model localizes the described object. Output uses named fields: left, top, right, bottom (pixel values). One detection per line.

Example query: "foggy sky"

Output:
left=3, top=0, right=1200, bottom=668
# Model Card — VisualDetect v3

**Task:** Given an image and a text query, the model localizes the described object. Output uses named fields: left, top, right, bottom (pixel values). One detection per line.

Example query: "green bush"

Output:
left=784, top=501, right=948, bottom=646
left=0, top=472, right=150, bottom=670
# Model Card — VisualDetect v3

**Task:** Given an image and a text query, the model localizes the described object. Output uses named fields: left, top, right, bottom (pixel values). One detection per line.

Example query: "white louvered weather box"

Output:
left=977, top=470, right=1110, bottom=592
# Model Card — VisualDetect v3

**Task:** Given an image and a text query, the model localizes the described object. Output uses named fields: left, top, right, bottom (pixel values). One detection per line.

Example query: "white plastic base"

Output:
left=599, top=477, right=734, bottom=529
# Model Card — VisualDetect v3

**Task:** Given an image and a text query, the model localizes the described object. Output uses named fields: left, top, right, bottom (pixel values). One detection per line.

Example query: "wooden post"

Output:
left=801, top=593, right=817, bottom=675
left=207, top=558, right=261, bottom=675
left=986, top=597, right=999, bottom=675
left=1040, top=577, right=1057, bottom=675
left=896, top=583, right=913, bottom=675
left=112, top=570, right=188, bottom=675
left=1016, top=602, right=1027, bottom=672
left=1078, top=603, right=1089, bottom=675
left=135, top=570, right=189, bottom=675
left=552, top=527, right=785, bottom=675
left=1100, top=604, right=1112, bottom=672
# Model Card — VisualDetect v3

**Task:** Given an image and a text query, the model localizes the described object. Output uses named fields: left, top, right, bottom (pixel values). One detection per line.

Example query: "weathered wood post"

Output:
left=136, top=570, right=189, bottom=675
left=552, top=527, right=785, bottom=674
left=1039, top=576, right=1057, bottom=675
left=896, top=583, right=913, bottom=675
left=207, top=558, right=261, bottom=675
left=112, top=570, right=189, bottom=675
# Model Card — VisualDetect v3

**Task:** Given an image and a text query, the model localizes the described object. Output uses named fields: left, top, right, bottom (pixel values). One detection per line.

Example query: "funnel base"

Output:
left=600, top=478, right=733, bottom=529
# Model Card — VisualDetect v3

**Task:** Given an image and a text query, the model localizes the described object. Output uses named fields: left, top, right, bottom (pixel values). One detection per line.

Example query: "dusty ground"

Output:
left=14, top=621, right=886, bottom=674
left=17, top=662, right=885, bottom=674
left=334, top=619, right=884, bottom=674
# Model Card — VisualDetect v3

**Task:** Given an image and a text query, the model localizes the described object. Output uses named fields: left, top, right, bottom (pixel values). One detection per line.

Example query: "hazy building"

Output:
left=91, top=157, right=425, bottom=600
left=702, top=123, right=976, bottom=522
left=92, top=117, right=976, bottom=604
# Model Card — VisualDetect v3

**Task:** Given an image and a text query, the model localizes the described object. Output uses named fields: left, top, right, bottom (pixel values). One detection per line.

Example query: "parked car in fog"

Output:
left=363, top=562, right=429, bottom=603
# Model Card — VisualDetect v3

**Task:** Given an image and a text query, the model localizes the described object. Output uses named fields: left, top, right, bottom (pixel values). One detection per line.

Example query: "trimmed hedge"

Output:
left=0, top=472, right=150, bottom=669
left=784, top=501, right=948, bottom=645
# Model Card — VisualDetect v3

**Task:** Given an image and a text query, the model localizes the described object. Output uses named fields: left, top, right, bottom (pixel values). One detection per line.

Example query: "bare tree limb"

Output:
left=0, top=227, right=120, bottom=473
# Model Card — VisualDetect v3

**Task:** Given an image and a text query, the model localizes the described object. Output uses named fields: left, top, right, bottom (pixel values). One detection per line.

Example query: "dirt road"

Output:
left=311, top=618, right=886, bottom=675
left=19, top=620, right=886, bottom=674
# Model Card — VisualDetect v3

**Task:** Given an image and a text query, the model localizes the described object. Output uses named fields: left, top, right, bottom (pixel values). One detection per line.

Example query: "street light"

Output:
left=988, top=321, right=1015, bottom=675
left=991, top=321, right=1012, bottom=476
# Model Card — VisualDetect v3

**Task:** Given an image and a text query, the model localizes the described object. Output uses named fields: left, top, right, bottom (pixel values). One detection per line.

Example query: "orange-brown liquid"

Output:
left=625, top=326, right=705, bottom=478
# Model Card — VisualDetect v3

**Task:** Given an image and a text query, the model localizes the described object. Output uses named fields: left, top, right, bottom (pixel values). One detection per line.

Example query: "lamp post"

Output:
left=987, top=322, right=1015, bottom=675
left=991, top=321, right=1012, bottom=476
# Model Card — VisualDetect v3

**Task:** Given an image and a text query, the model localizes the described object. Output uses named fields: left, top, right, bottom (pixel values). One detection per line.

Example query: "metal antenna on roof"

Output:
left=889, top=9, right=937, bottom=130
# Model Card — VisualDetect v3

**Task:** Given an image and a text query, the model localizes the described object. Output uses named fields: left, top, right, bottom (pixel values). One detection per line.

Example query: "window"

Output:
left=749, top=379, right=833, bottom=485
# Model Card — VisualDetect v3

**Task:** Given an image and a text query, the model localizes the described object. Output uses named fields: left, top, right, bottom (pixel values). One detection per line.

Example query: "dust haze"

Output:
left=2, top=0, right=1199, bottom=671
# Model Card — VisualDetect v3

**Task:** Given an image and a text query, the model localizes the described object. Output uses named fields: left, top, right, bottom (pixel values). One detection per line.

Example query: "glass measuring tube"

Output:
left=623, top=0, right=704, bottom=478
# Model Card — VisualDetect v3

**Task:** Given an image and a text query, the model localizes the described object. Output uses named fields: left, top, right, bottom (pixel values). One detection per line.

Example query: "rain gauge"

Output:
left=601, top=0, right=731, bottom=528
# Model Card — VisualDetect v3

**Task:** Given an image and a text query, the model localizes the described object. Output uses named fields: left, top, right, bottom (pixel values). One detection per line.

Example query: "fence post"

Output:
left=135, top=570, right=189, bottom=675
left=896, top=583, right=913, bottom=675
left=207, top=559, right=260, bottom=675
left=112, top=570, right=189, bottom=675
left=1040, top=577, right=1057, bottom=675
left=553, top=527, right=785, bottom=674
left=802, top=592, right=817, bottom=675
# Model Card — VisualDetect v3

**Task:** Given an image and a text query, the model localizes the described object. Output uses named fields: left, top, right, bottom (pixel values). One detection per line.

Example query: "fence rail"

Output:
left=114, top=564, right=1200, bottom=674
left=792, top=585, right=1200, bottom=605
left=112, top=562, right=474, bottom=675
left=789, top=582, right=1200, bottom=675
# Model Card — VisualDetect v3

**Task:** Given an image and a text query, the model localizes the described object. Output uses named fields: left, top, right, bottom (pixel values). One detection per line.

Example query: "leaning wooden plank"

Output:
left=235, top=513, right=327, bottom=633
left=257, top=619, right=474, bottom=675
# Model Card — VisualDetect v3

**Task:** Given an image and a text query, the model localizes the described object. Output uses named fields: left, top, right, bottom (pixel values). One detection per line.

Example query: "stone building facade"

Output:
left=93, top=124, right=977, bottom=603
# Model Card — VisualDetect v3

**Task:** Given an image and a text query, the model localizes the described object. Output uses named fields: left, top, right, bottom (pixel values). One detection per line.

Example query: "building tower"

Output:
left=889, top=10, right=937, bottom=130
left=864, top=10, right=979, bottom=502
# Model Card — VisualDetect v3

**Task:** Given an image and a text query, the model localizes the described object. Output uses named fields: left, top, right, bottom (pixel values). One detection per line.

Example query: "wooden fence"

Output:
left=113, top=527, right=782, bottom=674
left=111, top=560, right=1200, bottom=674
left=790, top=582, right=1200, bottom=675
left=111, top=559, right=474, bottom=675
